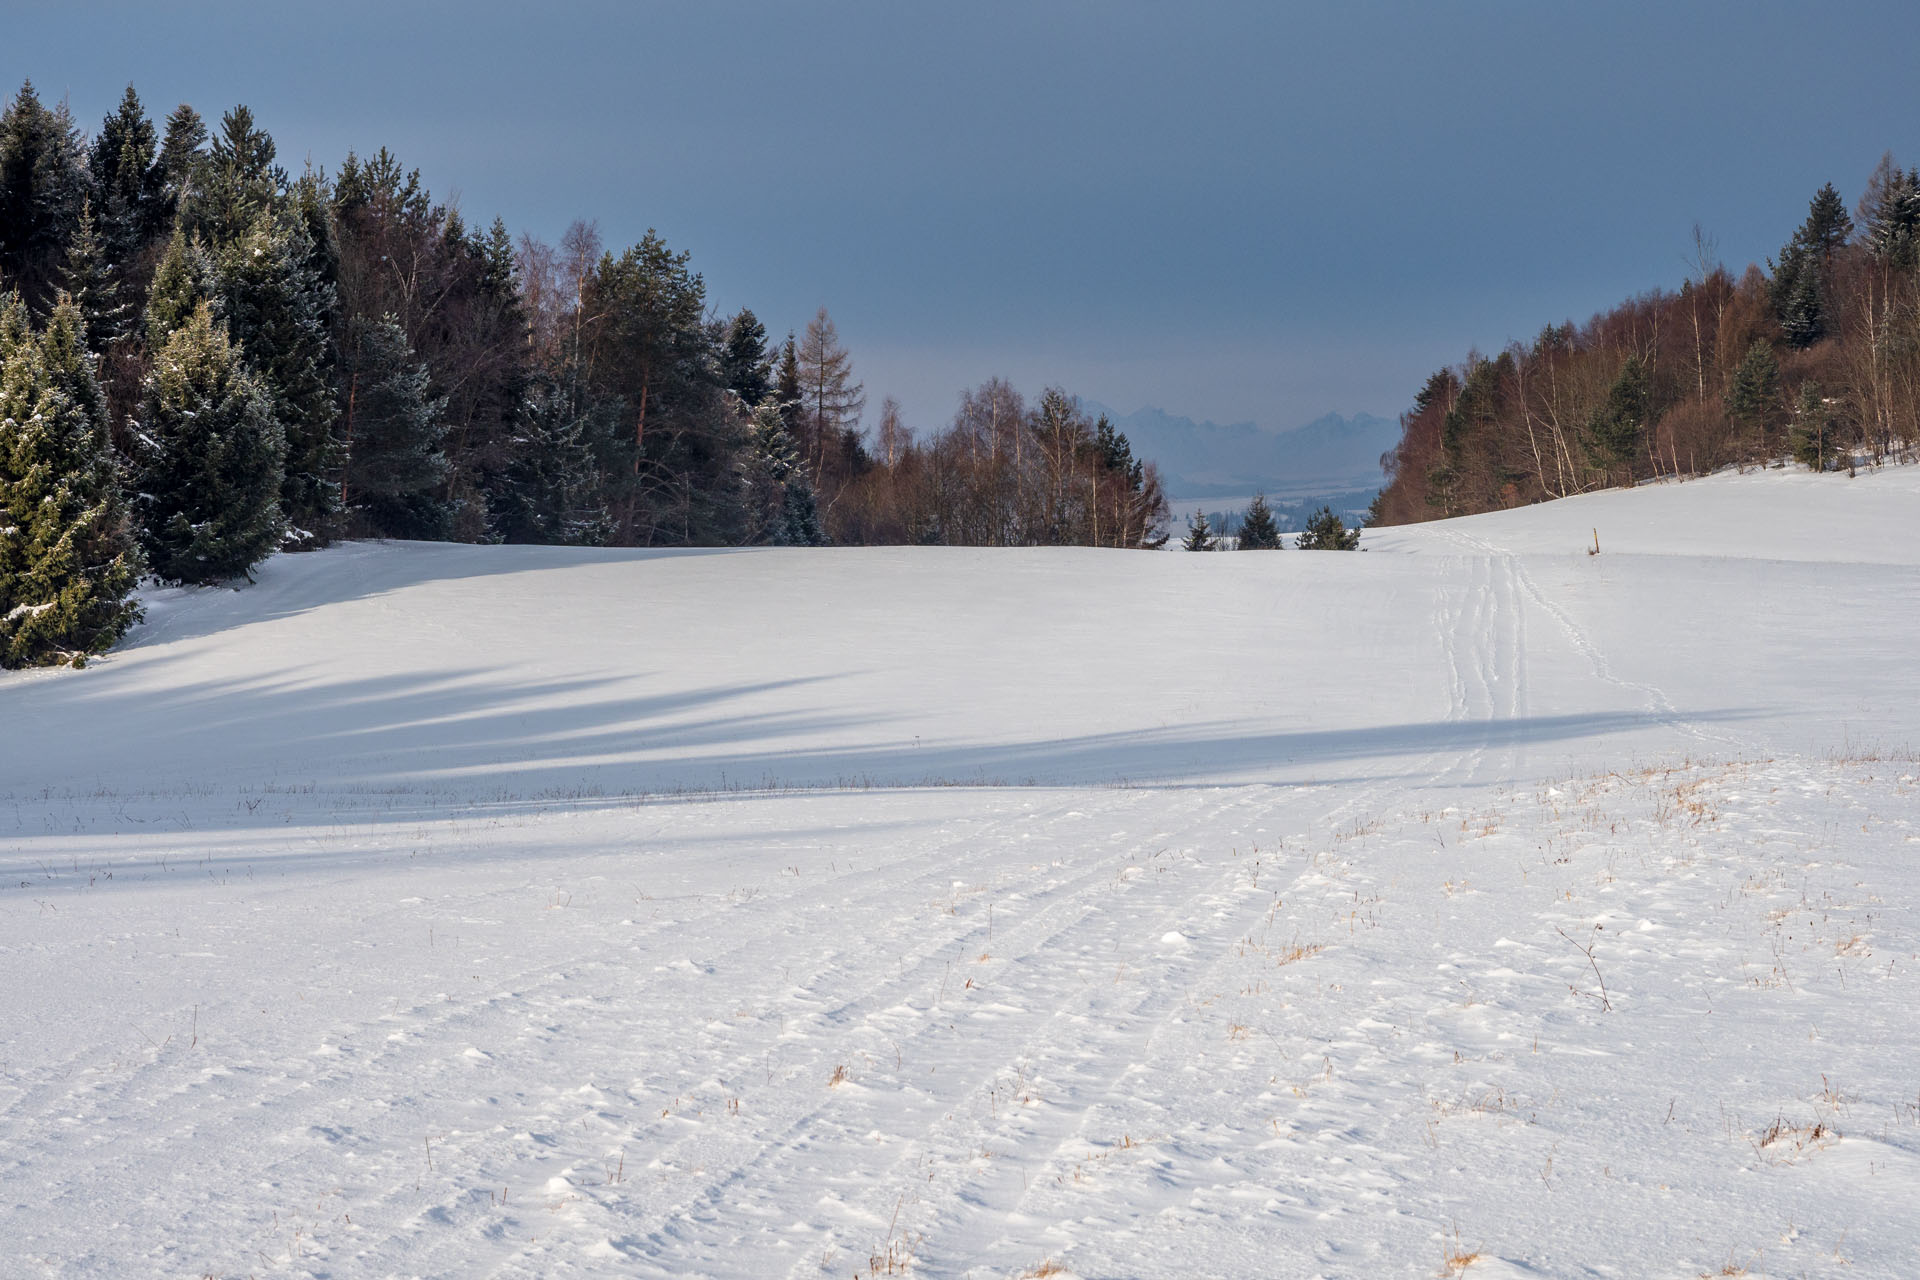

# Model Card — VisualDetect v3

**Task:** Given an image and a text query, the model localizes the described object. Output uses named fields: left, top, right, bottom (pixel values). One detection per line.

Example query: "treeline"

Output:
left=1180, top=497, right=1362, bottom=552
left=1373, top=158, right=1920, bottom=524
left=0, top=82, right=1168, bottom=667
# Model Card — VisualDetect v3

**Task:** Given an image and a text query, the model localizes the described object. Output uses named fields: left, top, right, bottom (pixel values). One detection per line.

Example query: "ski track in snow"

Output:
left=4, top=466, right=1920, bottom=1278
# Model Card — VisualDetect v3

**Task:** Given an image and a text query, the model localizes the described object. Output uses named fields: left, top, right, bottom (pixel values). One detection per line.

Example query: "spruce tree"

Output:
left=1802, top=182, right=1853, bottom=258
left=1790, top=381, right=1844, bottom=471
left=0, top=81, right=91, bottom=312
left=1182, top=509, right=1215, bottom=551
left=214, top=210, right=339, bottom=540
left=1770, top=183, right=1853, bottom=349
left=721, top=309, right=772, bottom=408
left=1585, top=354, right=1649, bottom=474
left=0, top=294, right=143, bottom=667
left=1297, top=505, right=1362, bottom=550
left=155, top=103, right=208, bottom=220
left=179, top=105, right=280, bottom=249
left=743, top=398, right=824, bottom=546
left=1236, top=492, right=1282, bottom=549
left=493, top=373, right=609, bottom=544
left=60, top=199, right=134, bottom=351
left=1780, top=260, right=1824, bottom=349
left=144, top=229, right=219, bottom=348
left=340, top=316, right=450, bottom=540
left=774, top=333, right=804, bottom=437
left=135, top=302, right=285, bottom=583
left=87, top=85, right=166, bottom=278
left=1724, top=339, right=1781, bottom=442
left=1864, top=162, right=1920, bottom=270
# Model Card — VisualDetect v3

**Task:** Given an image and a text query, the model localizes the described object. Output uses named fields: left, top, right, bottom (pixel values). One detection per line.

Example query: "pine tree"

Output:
left=1296, top=505, right=1361, bottom=550
left=135, top=302, right=285, bottom=583
left=1182, top=509, right=1215, bottom=551
left=1236, top=492, right=1282, bottom=549
left=340, top=316, right=450, bottom=540
left=1790, top=381, right=1845, bottom=471
left=0, top=294, right=142, bottom=666
left=0, top=81, right=91, bottom=312
left=1585, top=354, right=1649, bottom=474
left=1724, top=339, right=1781, bottom=441
left=742, top=398, right=824, bottom=545
left=576, top=231, right=735, bottom=543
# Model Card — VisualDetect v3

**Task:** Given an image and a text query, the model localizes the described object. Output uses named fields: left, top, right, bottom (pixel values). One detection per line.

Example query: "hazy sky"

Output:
left=8, top=1, right=1918, bottom=433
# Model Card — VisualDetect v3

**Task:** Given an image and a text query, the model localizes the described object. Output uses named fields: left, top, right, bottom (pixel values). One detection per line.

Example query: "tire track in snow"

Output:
left=1440, top=528, right=1739, bottom=755
left=457, top=791, right=1247, bottom=1276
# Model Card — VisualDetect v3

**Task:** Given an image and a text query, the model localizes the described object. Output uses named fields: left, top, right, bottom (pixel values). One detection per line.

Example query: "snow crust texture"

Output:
left=3, top=466, right=1918, bottom=1278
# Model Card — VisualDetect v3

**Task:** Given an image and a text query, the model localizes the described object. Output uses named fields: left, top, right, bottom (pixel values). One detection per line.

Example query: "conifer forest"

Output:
left=0, top=82, right=1171, bottom=666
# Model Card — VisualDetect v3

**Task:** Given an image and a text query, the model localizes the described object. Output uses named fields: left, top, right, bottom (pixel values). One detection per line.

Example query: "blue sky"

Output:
left=8, top=1, right=1917, bottom=433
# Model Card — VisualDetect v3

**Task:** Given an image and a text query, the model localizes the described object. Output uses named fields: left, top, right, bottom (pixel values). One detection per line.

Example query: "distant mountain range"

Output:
left=1083, top=404, right=1401, bottom=502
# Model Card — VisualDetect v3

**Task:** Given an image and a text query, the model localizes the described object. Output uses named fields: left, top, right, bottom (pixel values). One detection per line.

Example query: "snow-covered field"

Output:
left=3, top=466, right=1918, bottom=1279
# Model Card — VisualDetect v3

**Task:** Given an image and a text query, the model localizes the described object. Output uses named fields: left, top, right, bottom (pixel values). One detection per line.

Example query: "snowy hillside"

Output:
left=4, top=466, right=1919, bottom=1278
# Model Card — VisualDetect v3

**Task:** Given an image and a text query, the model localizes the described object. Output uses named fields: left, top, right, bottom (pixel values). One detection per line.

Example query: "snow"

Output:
left=3, top=464, right=1919, bottom=1278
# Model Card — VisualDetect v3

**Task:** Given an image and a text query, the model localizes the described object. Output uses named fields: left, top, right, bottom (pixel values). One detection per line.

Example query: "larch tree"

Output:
left=796, top=306, right=865, bottom=486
